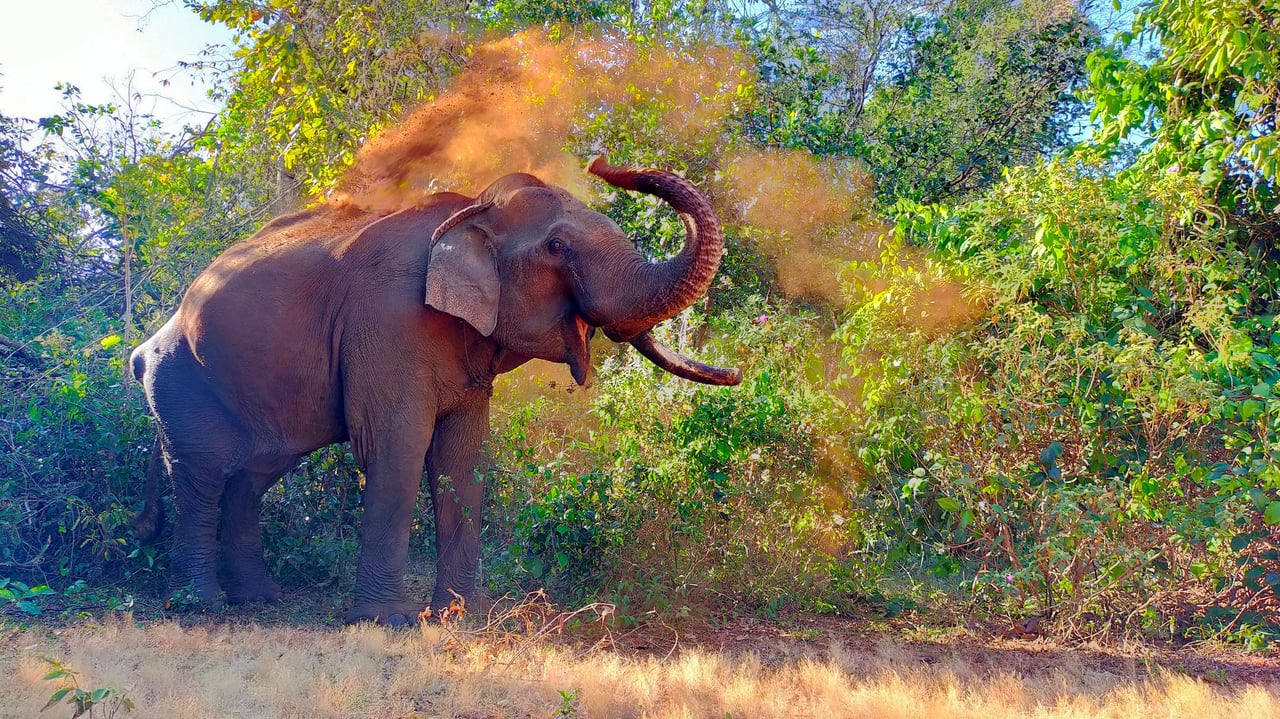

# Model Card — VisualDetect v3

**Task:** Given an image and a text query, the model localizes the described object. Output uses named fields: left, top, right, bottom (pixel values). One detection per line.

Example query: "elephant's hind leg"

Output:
left=218, top=461, right=295, bottom=604
left=168, top=451, right=239, bottom=606
left=150, top=359, right=253, bottom=607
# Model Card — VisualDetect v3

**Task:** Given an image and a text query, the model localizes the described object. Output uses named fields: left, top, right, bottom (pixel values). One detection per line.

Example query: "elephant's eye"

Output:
left=547, top=237, right=567, bottom=255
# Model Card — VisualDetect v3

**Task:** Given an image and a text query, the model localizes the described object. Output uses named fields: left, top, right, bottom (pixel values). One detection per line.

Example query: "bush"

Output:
left=836, top=158, right=1280, bottom=636
left=486, top=300, right=882, bottom=619
left=0, top=282, right=155, bottom=589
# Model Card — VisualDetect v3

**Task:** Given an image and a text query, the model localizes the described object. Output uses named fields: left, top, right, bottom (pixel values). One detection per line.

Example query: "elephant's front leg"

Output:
left=344, top=430, right=433, bottom=626
left=427, top=399, right=489, bottom=617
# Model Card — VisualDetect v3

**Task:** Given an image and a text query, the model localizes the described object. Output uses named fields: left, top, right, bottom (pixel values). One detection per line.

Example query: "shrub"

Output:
left=486, top=300, right=882, bottom=618
left=837, top=158, right=1280, bottom=635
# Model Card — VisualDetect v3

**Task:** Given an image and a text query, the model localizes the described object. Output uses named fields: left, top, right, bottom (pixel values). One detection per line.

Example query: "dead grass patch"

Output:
left=3, top=613, right=1278, bottom=719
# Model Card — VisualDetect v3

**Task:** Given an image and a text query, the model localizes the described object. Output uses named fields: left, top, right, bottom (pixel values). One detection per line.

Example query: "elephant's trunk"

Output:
left=629, top=331, right=742, bottom=385
left=586, top=156, right=725, bottom=343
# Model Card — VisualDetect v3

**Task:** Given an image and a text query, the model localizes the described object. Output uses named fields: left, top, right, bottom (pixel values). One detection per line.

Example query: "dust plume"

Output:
left=332, top=28, right=980, bottom=331
left=334, top=29, right=746, bottom=210
left=721, top=149, right=883, bottom=304
left=719, top=149, right=982, bottom=331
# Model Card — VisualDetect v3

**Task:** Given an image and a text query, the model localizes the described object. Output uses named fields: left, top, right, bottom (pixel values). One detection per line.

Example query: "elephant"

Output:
left=129, top=156, right=741, bottom=625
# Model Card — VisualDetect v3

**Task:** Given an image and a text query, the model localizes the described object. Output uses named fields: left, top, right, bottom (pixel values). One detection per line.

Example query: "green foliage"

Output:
left=0, top=578, right=56, bottom=616
left=739, top=0, right=1095, bottom=203
left=1084, top=0, right=1279, bottom=218
left=861, top=154, right=1280, bottom=633
left=0, top=85, right=234, bottom=593
left=260, top=447, right=363, bottom=585
left=482, top=0, right=629, bottom=30
left=863, top=0, right=1098, bottom=202
left=192, top=0, right=467, bottom=199
left=553, top=688, right=582, bottom=718
left=488, top=302, right=880, bottom=617
left=0, top=113, right=54, bottom=281
left=40, top=657, right=133, bottom=719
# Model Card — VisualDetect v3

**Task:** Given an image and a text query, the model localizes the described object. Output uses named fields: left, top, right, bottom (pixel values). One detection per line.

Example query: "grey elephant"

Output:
left=129, top=157, right=741, bottom=625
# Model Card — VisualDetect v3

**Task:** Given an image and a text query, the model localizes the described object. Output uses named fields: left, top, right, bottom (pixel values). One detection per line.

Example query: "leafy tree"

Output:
left=191, top=0, right=470, bottom=200
left=740, top=0, right=1097, bottom=203
left=1086, top=0, right=1278, bottom=238
left=0, top=112, right=51, bottom=282
left=863, top=0, right=1098, bottom=203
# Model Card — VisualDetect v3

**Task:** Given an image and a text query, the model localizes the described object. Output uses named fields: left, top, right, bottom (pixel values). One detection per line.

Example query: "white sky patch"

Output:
left=0, top=0, right=233, bottom=126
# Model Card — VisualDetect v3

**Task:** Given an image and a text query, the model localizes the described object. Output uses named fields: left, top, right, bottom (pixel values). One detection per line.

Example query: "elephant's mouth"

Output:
left=561, top=314, right=595, bottom=386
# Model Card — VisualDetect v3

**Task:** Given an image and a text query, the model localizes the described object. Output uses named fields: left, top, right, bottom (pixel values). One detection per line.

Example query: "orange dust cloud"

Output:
left=720, top=149, right=984, bottom=331
left=904, top=276, right=988, bottom=337
left=328, top=28, right=982, bottom=336
left=721, top=149, right=884, bottom=304
left=334, top=29, right=747, bottom=211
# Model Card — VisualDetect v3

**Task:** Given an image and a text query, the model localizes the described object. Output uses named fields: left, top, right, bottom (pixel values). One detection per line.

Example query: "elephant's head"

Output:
left=425, top=156, right=742, bottom=386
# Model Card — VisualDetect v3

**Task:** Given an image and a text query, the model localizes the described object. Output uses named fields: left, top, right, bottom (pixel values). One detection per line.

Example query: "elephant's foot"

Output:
left=223, top=574, right=282, bottom=605
left=218, top=549, right=282, bottom=604
left=344, top=599, right=426, bottom=627
left=167, top=576, right=227, bottom=612
left=430, top=587, right=487, bottom=622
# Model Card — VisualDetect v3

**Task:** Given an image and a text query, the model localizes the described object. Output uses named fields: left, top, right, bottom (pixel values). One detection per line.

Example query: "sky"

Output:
left=0, top=0, right=234, bottom=125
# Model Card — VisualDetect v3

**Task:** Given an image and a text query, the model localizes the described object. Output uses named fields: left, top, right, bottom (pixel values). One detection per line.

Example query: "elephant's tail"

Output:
left=133, top=434, right=166, bottom=543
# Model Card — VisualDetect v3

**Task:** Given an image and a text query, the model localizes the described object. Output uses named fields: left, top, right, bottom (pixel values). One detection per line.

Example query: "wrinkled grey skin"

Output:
left=130, top=158, right=740, bottom=625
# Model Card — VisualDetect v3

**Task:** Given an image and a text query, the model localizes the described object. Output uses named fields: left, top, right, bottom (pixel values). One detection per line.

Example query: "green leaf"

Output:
left=99, top=334, right=122, bottom=350
left=1241, top=399, right=1264, bottom=420
left=42, top=687, right=72, bottom=711
left=936, top=497, right=962, bottom=512
left=1266, top=501, right=1280, bottom=526
left=1251, top=489, right=1269, bottom=510
left=1039, top=441, right=1064, bottom=467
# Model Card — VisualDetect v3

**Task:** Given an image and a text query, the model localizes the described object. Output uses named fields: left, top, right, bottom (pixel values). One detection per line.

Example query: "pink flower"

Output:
left=756, top=314, right=769, bottom=324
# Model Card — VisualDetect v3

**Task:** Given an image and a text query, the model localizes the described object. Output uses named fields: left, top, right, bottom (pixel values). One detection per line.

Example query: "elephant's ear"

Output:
left=426, top=204, right=499, bottom=336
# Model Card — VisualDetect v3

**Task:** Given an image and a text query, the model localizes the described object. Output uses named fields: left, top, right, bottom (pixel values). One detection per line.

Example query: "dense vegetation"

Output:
left=1, top=0, right=1277, bottom=646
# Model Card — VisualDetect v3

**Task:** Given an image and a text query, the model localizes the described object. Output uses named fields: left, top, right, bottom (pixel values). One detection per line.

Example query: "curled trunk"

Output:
left=587, top=156, right=741, bottom=386
left=586, top=156, right=724, bottom=342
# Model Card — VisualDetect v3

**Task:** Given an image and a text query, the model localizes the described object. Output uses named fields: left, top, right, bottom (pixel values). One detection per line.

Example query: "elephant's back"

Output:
left=166, top=204, right=382, bottom=449
left=332, top=192, right=471, bottom=270
left=184, top=205, right=376, bottom=308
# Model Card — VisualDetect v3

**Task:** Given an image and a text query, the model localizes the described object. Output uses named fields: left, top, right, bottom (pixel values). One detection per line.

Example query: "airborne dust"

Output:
left=334, top=30, right=743, bottom=208
left=333, top=28, right=979, bottom=366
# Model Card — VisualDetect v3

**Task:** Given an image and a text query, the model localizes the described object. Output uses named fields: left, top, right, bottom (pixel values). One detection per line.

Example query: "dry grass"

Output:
left=4, top=610, right=1279, bottom=719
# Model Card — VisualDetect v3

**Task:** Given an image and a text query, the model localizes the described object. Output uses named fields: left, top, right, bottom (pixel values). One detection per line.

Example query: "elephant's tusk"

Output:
left=628, top=331, right=742, bottom=386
